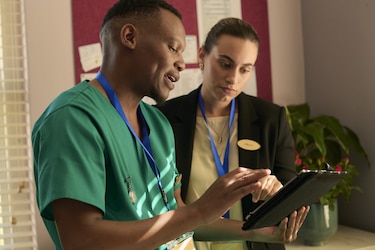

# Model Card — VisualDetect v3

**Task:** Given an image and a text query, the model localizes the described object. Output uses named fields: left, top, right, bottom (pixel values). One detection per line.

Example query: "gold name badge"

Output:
left=237, top=139, right=261, bottom=151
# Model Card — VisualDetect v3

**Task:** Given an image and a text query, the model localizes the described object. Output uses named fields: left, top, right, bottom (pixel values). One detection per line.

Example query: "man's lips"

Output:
left=164, top=74, right=178, bottom=90
left=166, top=74, right=177, bottom=82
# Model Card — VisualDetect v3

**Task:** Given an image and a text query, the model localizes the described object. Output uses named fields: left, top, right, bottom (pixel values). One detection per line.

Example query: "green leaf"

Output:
left=345, top=126, right=370, bottom=166
left=301, top=122, right=326, bottom=156
left=285, top=102, right=371, bottom=210
left=314, top=115, right=352, bottom=152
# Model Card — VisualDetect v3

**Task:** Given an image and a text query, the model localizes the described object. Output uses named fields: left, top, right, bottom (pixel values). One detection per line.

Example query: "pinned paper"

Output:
left=80, top=73, right=97, bottom=82
left=183, top=35, right=198, bottom=64
left=196, top=0, right=242, bottom=46
left=78, top=43, right=102, bottom=72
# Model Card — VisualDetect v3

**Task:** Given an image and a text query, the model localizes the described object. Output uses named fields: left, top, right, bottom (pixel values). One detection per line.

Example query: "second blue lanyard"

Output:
left=198, top=91, right=236, bottom=218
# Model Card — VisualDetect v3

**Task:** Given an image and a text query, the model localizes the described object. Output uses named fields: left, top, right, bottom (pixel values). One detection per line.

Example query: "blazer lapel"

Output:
left=237, top=93, right=263, bottom=218
left=237, top=93, right=260, bottom=170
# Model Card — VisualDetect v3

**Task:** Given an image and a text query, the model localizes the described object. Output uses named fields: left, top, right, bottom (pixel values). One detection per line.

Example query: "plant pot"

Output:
left=298, top=200, right=338, bottom=246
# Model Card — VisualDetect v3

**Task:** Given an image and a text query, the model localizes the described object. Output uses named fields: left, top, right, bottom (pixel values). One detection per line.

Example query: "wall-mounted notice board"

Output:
left=72, top=0, right=272, bottom=101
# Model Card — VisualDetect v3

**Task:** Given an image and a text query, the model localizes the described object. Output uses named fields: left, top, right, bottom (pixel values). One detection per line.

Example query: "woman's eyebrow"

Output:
left=218, top=55, right=254, bottom=67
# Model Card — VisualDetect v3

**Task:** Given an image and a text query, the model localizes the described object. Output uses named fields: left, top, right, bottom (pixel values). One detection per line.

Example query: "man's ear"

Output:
left=120, top=24, right=136, bottom=49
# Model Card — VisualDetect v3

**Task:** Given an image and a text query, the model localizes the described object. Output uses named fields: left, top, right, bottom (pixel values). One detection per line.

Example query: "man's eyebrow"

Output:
left=218, top=55, right=254, bottom=67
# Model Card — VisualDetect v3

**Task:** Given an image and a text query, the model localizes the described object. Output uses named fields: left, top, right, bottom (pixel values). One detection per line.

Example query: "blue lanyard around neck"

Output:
left=198, top=90, right=235, bottom=218
left=95, top=71, right=170, bottom=210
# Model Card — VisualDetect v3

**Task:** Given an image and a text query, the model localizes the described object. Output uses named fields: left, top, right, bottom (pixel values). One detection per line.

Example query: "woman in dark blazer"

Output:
left=158, top=17, right=301, bottom=250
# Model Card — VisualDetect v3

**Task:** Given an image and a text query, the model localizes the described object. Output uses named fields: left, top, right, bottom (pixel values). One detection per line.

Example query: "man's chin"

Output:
left=149, top=91, right=168, bottom=106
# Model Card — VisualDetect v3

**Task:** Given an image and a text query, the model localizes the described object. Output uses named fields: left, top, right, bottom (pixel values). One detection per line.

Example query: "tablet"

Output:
left=242, top=169, right=348, bottom=230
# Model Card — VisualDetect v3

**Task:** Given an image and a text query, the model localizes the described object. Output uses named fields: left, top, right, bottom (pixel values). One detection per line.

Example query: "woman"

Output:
left=158, top=17, right=298, bottom=250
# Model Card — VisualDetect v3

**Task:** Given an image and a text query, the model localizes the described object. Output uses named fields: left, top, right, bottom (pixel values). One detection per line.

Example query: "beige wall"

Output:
left=301, top=0, right=375, bottom=233
left=25, top=1, right=74, bottom=249
left=268, top=0, right=305, bottom=106
left=25, top=1, right=305, bottom=249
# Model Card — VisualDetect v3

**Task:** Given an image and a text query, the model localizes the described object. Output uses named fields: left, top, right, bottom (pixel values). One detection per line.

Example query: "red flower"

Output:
left=335, top=165, right=342, bottom=172
left=295, top=158, right=302, bottom=166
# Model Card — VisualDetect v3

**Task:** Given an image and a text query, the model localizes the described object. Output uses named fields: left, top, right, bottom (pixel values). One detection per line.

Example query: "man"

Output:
left=32, top=1, right=308, bottom=249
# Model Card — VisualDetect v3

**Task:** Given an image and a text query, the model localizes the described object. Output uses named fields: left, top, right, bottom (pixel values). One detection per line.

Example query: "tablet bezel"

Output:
left=242, top=170, right=348, bottom=230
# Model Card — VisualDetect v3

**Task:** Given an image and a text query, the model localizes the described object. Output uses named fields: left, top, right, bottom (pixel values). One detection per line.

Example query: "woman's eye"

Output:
left=241, top=68, right=252, bottom=73
left=220, top=61, right=231, bottom=68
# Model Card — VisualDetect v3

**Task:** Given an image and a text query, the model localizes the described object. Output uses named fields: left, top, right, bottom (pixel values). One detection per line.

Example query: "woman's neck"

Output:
left=200, top=102, right=232, bottom=117
left=199, top=89, right=235, bottom=117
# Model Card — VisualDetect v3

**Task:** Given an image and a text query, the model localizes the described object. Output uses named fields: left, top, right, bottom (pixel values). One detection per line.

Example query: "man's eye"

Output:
left=169, top=47, right=177, bottom=53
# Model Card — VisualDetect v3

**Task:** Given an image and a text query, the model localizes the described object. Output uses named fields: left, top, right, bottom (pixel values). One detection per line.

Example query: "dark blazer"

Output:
left=158, top=86, right=296, bottom=250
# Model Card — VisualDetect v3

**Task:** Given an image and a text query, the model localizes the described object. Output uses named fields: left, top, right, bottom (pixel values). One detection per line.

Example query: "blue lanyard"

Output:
left=198, top=91, right=235, bottom=218
left=96, top=71, right=170, bottom=210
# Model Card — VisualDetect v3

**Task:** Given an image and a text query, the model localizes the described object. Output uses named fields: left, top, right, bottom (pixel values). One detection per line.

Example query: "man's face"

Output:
left=136, top=9, right=186, bottom=104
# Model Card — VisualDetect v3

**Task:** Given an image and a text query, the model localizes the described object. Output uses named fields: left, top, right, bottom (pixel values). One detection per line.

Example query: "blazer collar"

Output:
left=175, top=86, right=201, bottom=123
left=176, top=89, right=261, bottom=170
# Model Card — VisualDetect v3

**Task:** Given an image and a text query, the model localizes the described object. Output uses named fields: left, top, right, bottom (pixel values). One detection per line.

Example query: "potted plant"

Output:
left=285, top=103, right=370, bottom=246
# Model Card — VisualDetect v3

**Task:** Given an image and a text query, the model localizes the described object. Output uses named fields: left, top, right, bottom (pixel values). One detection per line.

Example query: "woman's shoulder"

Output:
left=157, top=88, right=199, bottom=114
left=239, top=92, right=283, bottom=111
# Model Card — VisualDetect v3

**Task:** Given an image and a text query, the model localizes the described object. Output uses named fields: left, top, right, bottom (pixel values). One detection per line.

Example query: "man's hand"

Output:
left=191, top=167, right=271, bottom=225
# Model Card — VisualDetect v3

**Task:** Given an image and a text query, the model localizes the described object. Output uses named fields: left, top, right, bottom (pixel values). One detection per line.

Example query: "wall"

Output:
left=267, top=0, right=305, bottom=106
left=301, top=0, right=375, bottom=233
left=24, top=1, right=304, bottom=249
left=25, top=1, right=75, bottom=249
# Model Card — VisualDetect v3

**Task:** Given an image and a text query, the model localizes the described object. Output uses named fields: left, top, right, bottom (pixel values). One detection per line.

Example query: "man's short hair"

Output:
left=101, top=0, right=182, bottom=31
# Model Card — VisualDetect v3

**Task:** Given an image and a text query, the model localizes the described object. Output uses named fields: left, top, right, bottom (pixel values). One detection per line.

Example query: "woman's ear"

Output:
left=198, top=47, right=205, bottom=69
left=120, top=24, right=136, bottom=49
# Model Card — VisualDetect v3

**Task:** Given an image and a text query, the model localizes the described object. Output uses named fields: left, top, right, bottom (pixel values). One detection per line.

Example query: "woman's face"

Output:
left=200, top=34, right=258, bottom=104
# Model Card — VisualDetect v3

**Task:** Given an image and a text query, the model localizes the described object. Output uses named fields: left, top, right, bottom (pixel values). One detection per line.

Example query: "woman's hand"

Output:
left=251, top=205, right=310, bottom=243
left=251, top=175, right=283, bottom=203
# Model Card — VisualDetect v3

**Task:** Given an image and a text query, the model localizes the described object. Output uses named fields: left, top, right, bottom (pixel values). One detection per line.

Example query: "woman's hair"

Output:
left=203, top=17, right=259, bottom=54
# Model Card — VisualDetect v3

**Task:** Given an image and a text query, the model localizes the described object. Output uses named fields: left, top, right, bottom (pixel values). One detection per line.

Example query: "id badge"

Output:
left=211, top=242, right=244, bottom=250
left=166, top=232, right=195, bottom=250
